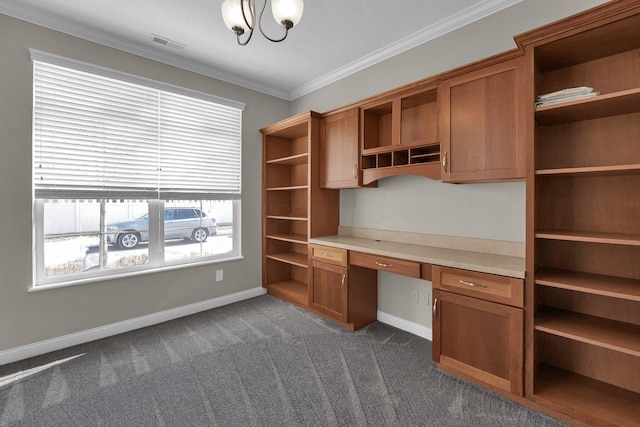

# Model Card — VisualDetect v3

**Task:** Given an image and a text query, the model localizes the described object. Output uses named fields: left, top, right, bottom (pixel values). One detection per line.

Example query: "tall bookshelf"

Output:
left=261, top=112, right=339, bottom=308
left=521, top=2, right=640, bottom=425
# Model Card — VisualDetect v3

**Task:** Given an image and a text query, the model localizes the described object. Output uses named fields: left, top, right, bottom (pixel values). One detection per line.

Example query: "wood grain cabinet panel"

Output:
left=433, top=288, right=523, bottom=396
left=439, top=55, right=525, bottom=183
left=309, top=246, right=377, bottom=330
left=320, top=108, right=362, bottom=189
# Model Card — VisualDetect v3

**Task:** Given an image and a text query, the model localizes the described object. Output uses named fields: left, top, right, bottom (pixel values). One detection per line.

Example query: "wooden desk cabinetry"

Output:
left=432, top=266, right=523, bottom=395
left=439, top=54, right=525, bottom=183
left=261, top=112, right=339, bottom=309
left=309, top=245, right=377, bottom=330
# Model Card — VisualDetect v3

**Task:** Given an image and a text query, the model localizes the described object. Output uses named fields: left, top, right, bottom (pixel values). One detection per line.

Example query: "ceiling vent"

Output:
left=150, top=34, right=185, bottom=50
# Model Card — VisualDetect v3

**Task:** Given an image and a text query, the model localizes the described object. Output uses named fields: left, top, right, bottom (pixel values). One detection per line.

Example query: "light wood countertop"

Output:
left=309, top=233, right=525, bottom=279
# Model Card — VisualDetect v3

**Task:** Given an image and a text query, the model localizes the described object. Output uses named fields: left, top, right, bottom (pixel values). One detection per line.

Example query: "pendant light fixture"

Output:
left=221, top=0, right=304, bottom=45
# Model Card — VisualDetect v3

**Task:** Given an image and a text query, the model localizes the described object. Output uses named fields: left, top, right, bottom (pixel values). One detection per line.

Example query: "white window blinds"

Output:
left=32, top=51, right=243, bottom=200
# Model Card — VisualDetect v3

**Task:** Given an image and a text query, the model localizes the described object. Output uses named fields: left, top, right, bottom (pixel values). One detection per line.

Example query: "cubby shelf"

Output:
left=535, top=88, right=640, bottom=125
left=535, top=268, right=640, bottom=302
left=535, top=163, right=640, bottom=176
left=265, top=185, right=308, bottom=191
left=266, top=280, right=308, bottom=307
left=266, top=252, right=309, bottom=268
left=535, top=230, right=640, bottom=246
left=533, top=365, right=640, bottom=427
left=266, top=153, right=308, bottom=165
left=266, top=234, right=308, bottom=244
left=536, top=307, right=640, bottom=357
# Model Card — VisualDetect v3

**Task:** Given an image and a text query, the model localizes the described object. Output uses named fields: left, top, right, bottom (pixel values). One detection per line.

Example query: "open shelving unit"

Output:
left=261, top=112, right=339, bottom=308
left=523, top=4, right=640, bottom=425
left=360, top=86, right=440, bottom=184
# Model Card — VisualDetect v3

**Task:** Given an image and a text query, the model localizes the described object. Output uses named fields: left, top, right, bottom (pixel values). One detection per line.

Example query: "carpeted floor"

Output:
left=0, top=295, right=566, bottom=426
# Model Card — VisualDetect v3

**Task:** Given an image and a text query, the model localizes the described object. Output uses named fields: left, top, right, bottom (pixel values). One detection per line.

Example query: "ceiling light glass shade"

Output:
left=271, top=0, right=303, bottom=28
left=221, top=0, right=254, bottom=33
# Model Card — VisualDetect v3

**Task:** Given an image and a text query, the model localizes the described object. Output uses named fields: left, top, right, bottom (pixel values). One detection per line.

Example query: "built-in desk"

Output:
left=309, top=227, right=527, bottom=398
left=309, top=227, right=525, bottom=279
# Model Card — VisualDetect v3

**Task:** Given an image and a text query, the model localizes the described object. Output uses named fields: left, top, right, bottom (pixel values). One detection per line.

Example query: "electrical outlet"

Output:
left=419, top=290, right=430, bottom=305
left=216, top=270, right=223, bottom=282
left=411, top=288, right=419, bottom=303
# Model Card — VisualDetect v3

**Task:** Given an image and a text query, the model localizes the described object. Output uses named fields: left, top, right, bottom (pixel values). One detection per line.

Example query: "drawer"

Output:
left=309, top=245, right=348, bottom=267
left=350, top=251, right=420, bottom=278
left=432, top=265, right=523, bottom=307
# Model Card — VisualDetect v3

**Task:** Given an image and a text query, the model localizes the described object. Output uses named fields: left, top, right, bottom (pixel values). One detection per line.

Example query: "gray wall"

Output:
left=291, top=0, right=607, bottom=331
left=0, top=0, right=608, bottom=352
left=0, top=13, right=289, bottom=352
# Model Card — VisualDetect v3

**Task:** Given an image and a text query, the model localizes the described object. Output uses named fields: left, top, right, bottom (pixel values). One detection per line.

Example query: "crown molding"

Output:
left=289, top=0, right=524, bottom=100
left=1, top=0, right=523, bottom=101
left=0, top=2, right=291, bottom=100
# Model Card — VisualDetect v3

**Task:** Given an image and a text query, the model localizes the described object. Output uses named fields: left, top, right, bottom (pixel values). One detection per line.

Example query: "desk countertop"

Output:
left=309, top=234, right=525, bottom=279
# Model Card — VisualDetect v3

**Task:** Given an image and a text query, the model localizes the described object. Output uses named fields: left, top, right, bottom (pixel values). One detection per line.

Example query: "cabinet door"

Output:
left=439, top=57, right=525, bottom=182
left=320, top=108, right=361, bottom=188
left=310, top=259, right=348, bottom=322
left=433, top=289, right=523, bottom=395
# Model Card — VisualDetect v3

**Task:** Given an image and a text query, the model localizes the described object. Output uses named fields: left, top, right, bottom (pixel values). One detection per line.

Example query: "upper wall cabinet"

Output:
left=319, top=108, right=364, bottom=189
left=360, top=86, right=441, bottom=184
left=439, top=54, right=526, bottom=183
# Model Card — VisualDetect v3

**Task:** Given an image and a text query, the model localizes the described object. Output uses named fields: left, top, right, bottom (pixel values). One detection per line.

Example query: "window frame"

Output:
left=30, top=50, right=245, bottom=290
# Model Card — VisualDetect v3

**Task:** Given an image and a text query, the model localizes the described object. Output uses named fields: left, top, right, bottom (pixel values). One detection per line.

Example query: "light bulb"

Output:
left=221, top=0, right=254, bottom=34
left=271, top=0, right=303, bottom=29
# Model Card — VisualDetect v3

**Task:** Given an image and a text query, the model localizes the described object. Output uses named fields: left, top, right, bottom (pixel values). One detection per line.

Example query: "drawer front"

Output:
left=350, top=251, right=420, bottom=278
left=433, top=265, right=523, bottom=307
left=310, top=245, right=348, bottom=267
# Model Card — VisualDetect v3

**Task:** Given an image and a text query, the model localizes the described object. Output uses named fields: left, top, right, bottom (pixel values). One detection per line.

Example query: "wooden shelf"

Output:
left=266, top=252, right=308, bottom=268
left=535, top=230, right=640, bottom=246
left=266, top=233, right=307, bottom=244
left=267, top=280, right=309, bottom=307
left=534, top=365, right=640, bottom=427
left=535, top=268, right=640, bottom=302
left=265, top=185, right=308, bottom=191
left=535, top=88, right=640, bottom=125
left=265, top=215, right=308, bottom=221
left=536, top=307, right=640, bottom=357
left=535, top=163, right=640, bottom=176
left=266, top=153, right=308, bottom=165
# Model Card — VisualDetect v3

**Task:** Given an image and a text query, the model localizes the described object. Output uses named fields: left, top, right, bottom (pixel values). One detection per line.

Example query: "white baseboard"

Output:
left=0, top=286, right=267, bottom=366
left=377, top=310, right=432, bottom=341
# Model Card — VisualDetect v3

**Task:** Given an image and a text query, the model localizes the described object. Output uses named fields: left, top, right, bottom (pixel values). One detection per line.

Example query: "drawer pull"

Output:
left=321, top=252, right=334, bottom=257
left=375, top=261, right=393, bottom=268
left=341, top=274, right=346, bottom=292
left=459, top=279, right=488, bottom=288
left=433, top=298, right=438, bottom=315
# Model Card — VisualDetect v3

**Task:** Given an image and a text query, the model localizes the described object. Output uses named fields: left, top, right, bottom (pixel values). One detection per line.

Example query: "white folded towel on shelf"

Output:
left=535, top=86, right=598, bottom=107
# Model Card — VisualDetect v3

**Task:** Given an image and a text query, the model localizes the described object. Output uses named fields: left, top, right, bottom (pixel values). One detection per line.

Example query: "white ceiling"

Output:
left=0, top=0, right=524, bottom=100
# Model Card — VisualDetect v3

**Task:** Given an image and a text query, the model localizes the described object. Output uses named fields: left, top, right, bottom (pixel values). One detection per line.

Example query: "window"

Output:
left=31, top=50, right=245, bottom=288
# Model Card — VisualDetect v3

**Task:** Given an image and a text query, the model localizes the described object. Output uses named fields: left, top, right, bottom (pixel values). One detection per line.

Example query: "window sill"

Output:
left=29, top=255, right=244, bottom=292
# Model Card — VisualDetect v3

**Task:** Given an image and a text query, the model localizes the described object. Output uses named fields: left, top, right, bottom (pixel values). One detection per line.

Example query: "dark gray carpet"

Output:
left=0, top=295, right=565, bottom=426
